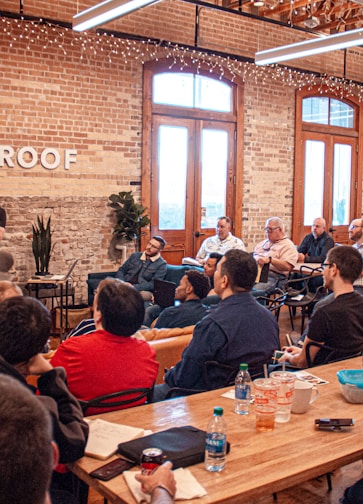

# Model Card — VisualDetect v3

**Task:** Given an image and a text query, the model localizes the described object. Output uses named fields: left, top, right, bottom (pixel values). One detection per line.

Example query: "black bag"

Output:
left=117, top=425, right=230, bottom=469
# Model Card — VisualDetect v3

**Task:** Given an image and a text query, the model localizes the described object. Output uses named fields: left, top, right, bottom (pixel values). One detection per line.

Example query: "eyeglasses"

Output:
left=147, top=241, right=161, bottom=250
left=321, top=263, right=333, bottom=269
left=349, top=225, right=362, bottom=230
left=264, top=227, right=280, bottom=233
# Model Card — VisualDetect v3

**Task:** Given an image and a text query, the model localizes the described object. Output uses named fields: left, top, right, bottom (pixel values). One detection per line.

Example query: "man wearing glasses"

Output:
left=348, top=218, right=363, bottom=292
left=115, top=236, right=167, bottom=301
left=253, top=216, right=298, bottom=295
left=279, top=246, right=363, bottom=368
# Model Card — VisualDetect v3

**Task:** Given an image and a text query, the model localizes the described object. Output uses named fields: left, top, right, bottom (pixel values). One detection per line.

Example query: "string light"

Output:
left=1, top=15, right=363, bottom=101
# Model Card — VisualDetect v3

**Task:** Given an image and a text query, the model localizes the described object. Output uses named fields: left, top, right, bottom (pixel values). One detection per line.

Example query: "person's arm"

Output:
left=304, top=235, right=334, bottom=263
left=164, top=319, right=226, bottom=389
left=135, top=461, right=176, bottom=503
left=115, top=256, right=130, bottom=281
left=297, top=235, right=309, bottom=255
left=0, top=207, right=6, bottom=241
left=134, top=260, right=167, bottom=292
left=30, top=358, right=88, bottom=463
left=154, top=307, right=175, bottom=329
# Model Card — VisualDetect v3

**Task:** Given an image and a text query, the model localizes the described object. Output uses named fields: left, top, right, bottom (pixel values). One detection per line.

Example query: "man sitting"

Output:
left=115, top=236, right=167, bottom=301
left=0, top=297, right=88, bottom=463
left=296, top=217, right=334, bottom=292
left=153, top=250, right=280, bottom=401
left=183, top=216, right=245, bottom=265
left=51, top=279, right=159, bottom=415
left=203, top=252, right=223, bottom=293
left=279, top=246, right=363, bottom=368
left=154, top=270, right=210, bottom=329
left=348, top=217, right=363, bottom=293
left=253, top=216, right=298, bottom=295
left=0, top=374, right=59, bottom=504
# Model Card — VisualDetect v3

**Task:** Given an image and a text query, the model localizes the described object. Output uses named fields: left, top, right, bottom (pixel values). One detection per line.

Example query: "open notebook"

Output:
left=32, top=258, right=79, bottom=281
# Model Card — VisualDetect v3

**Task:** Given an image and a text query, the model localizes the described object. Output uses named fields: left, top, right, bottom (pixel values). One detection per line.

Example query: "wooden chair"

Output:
left=78, top=386, right=154, bottom=416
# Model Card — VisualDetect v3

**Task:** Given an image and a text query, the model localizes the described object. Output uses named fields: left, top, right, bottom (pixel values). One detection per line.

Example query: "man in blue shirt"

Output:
left=154, top=270, right=210, bottom=329
left=115, top=236, right=167, bottom=301
left=152, top=249, right=280, bottom=401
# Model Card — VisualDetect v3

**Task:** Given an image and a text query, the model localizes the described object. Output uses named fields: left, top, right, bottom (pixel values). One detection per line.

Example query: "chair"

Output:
left=78, top=386, right=154, bottom=415
left=255, top=292, right=287, bottom=321
left=305, top=341, right=362, bottom=368
left=277, top=266, right=325, bottom=334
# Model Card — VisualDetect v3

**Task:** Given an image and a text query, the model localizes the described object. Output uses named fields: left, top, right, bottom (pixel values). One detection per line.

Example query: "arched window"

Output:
left=293, top=88, right=362, bottom=245
left=141, top=63, right=243, bottom=264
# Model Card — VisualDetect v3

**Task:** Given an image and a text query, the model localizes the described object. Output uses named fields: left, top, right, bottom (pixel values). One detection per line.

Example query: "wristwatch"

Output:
left=268, top=256, right=272, bottom=264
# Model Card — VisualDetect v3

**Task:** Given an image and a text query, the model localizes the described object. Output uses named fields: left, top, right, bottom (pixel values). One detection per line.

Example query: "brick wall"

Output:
left=1, top=2, right=362, bottom=303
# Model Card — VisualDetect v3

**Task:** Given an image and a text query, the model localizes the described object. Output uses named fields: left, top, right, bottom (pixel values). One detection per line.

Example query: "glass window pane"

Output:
left=153, top=73, right=194, bottom=107
left=302, top=97, right=329, bottom=124
left=304, top=140, right=325, bottom=225
left=195, top=76, right=232, bottom=112
left=330, top=99, right=354, bottom=128
left=200, top=129, right=228, bottom=228
left=153, top=73, right=232, bottom=112
left=158, top=125, right=188, bottom=230
left=332, top=144, right=352, bottom=226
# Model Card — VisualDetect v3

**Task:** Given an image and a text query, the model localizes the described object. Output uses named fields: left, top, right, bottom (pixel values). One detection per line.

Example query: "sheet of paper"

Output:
left=85, top=418, right=144, bottom=460
left=295, top=370, right=329, bottom=385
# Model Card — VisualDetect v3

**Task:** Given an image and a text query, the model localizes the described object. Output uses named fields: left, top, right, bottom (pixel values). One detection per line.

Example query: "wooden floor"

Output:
left=86, top=305, right=363, bottom=504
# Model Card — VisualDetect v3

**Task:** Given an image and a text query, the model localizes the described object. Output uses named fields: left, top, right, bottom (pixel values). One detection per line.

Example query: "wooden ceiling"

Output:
left=222, top=0, right=363, bottom=34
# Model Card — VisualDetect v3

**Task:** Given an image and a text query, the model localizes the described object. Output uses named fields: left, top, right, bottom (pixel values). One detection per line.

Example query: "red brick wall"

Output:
left=0, top=2, right=362, bottom=302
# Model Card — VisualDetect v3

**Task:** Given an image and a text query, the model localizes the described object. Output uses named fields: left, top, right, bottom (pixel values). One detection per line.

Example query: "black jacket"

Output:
left=0, top=357, right=88, bottom=463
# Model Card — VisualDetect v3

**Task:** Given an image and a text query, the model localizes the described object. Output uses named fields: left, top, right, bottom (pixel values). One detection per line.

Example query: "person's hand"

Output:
left=135, top=461, right=176, bottom=497
left=297, top=252, right=305, bottom=262
left=278, top=346, right=301, bottom=362
left=257, top=256, right=269, bottom=266
left=26, top=353, right=53, bottom=375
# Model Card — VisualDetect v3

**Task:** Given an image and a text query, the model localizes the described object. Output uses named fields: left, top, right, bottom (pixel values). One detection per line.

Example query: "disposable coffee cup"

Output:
left=291, top=380, right=319, bottom=414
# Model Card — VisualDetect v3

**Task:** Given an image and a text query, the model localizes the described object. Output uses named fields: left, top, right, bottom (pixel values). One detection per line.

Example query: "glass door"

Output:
left=150, top=115, right=236, bottom=263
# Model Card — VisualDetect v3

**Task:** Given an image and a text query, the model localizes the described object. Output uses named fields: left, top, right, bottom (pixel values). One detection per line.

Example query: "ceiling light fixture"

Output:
left=254, top=0, right=265, bottom=7
left=73, top=0, right=162, bottom=31
left=255, top=26, right=363, bottom=65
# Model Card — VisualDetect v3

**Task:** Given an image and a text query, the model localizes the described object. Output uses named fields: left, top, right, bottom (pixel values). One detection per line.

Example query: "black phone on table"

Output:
left=90, top=458, right=135, bottom=481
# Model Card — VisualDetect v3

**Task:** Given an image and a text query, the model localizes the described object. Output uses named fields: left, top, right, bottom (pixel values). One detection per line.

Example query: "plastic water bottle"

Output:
left=205, top=406, right=227, bottom=472
left=234, top=363, right=251, bottom=415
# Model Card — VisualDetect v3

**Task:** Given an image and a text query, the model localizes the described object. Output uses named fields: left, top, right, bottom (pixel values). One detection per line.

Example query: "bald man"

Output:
left=297, top=217, right=334, bottom=264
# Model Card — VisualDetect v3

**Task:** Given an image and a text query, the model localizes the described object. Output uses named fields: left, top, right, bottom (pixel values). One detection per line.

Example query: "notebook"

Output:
left=32, top=258, right=79, bottom=281
left=153, top=278, right=176, bottom=307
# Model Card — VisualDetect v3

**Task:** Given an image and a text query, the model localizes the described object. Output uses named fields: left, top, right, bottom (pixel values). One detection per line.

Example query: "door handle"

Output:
left=194, top=231, right=206, bottom=238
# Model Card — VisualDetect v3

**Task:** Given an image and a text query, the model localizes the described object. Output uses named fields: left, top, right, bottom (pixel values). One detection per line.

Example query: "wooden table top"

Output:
left=69, top=357, right=363, bottom=503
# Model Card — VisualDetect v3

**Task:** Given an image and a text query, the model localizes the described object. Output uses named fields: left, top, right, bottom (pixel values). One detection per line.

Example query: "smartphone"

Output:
left=90, top=458, right=135, bottom=481
left=273, top=350, right=284, bottom=364
left=315, top=418, right=354, bottom=431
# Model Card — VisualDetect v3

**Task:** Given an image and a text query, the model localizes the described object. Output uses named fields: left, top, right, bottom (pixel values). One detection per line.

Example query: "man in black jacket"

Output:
left=0, top=296, right=88, bottom=465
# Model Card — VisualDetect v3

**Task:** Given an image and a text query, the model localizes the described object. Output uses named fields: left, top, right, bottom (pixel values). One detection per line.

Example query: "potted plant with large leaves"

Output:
left=32, top=216, right=53, bottom=274
left=108, top=191, right=150, bottom=262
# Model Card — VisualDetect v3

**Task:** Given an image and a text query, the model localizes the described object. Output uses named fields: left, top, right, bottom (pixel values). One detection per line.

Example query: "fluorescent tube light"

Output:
left=255, top=27, right=363, bottom=65
left=73, top=0, right=161, bottom=31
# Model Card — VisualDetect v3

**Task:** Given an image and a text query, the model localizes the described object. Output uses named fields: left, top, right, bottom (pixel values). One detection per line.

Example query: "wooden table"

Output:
left=69, top=357, right=363, bottom=503
left=26, top=277, right=73, bottom=339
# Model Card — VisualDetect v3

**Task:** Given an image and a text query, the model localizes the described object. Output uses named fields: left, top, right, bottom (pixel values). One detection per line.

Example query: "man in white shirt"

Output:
left=348, top=218, right=363, bottom=292
left=183, top=216, right=245, bottom=265
left=253, top=216, right=298, bottom=295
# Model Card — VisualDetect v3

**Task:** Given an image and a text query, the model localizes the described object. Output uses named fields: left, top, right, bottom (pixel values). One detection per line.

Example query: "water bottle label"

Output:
left=206, top=433, right=226, bottom=454
left=235, top=384, right=251, bottom=400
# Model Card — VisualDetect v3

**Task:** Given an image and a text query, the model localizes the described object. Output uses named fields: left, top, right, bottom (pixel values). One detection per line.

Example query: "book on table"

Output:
left=85, top=418, right=144, bottom=460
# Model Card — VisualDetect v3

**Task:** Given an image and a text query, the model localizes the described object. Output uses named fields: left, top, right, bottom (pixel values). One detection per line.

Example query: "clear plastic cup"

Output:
left=269, top=371, right=296, bottom=423
left=253, top=378, right=280, bottom=432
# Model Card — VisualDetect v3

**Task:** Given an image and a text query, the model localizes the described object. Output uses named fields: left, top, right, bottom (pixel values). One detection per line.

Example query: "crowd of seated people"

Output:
left=2, top=210, right=363, bottom=503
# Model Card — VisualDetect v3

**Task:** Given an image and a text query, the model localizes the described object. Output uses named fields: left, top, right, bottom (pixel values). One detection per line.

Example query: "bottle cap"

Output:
left=239, top=363, right=248, bottom=370
left=214, top=406, right=223, bottom=416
